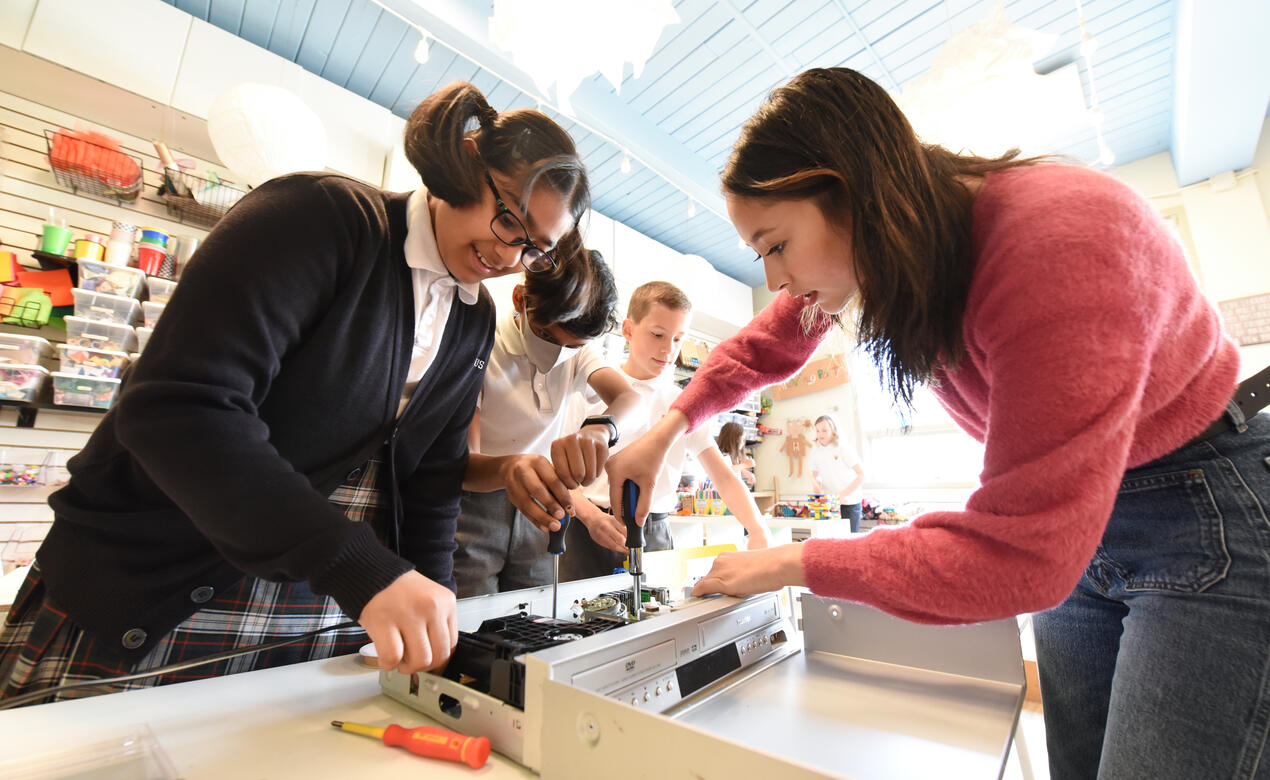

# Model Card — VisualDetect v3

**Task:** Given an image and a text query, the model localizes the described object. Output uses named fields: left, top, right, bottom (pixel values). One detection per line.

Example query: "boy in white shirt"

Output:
left=809, top=414, right=865, bottom=532
left=457, top=243, right=643, bottom=597
left=561, top=282, right=771, bottom=581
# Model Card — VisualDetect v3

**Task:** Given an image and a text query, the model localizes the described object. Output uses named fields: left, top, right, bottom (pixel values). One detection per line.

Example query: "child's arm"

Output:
left=569, top=489, right=628, bottom=552
left=550, top=367, right=643, bottom=489
left=462, top=409, right=572, bottom=531
left=698, top=444, right=772, bottom=550
left=842, top=464, right=865, bottom=500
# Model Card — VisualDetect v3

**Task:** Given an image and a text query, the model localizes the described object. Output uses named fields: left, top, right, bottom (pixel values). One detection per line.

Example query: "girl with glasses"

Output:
left=0, top=81, right=589, bottom=705
left=605, top=67, right=1268, bottom=779
left=455, top=237, right=644, bottom=597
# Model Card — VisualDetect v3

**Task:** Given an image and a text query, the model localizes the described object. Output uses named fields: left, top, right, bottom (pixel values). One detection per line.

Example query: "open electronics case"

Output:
left=381, top=573, right=1026, bottom=779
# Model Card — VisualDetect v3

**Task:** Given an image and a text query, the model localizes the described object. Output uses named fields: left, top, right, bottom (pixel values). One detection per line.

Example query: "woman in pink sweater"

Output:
left=606, top=68, right=1268, bottom=780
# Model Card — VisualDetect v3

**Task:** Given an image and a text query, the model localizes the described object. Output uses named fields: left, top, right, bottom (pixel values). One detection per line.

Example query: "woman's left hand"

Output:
left=550, top=426, right=610, bottom=488
left=691, top=543, right=806, bottom=597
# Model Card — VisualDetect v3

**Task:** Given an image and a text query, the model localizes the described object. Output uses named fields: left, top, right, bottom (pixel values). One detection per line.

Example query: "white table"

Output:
left=0, top=655, right=534, bottom=779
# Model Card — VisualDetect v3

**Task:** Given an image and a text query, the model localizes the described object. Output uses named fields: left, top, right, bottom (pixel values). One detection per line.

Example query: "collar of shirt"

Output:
left=404, top=188, right=479, bottom=306
left=497, top=311, right=528, bottom=357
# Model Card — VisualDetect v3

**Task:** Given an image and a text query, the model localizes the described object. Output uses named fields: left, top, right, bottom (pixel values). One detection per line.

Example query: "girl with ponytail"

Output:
left=0, top=82, right=591, bottom=705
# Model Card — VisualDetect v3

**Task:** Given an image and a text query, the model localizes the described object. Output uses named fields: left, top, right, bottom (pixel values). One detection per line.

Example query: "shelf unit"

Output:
left=0, top=320, right=109, bottom=428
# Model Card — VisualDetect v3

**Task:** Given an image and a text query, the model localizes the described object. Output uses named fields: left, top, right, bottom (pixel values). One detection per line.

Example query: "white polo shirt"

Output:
left=808, top=442, right=863, bottom=504
left=476, top=312, right=606, bottom=457
left=571, top=365, right=712, bottom=514
left=397, top=187, right=480, bottom=417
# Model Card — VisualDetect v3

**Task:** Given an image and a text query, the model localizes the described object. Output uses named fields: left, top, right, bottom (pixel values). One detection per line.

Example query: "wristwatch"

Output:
left=581, top=414, right=619, bottom=448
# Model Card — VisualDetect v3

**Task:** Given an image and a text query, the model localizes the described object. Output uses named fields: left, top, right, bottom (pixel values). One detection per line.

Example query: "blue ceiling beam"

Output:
left=1170, top=0, right=1270, bottom=185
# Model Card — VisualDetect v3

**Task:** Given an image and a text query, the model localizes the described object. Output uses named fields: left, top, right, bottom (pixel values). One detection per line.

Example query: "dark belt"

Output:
left=598, top=506, right=668, bottom=523
left=1189, top=363, right=1270, bottom=446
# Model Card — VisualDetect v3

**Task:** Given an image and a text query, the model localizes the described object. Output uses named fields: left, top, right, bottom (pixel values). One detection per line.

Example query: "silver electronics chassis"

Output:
left=381, top=576, right=1026, bottom=778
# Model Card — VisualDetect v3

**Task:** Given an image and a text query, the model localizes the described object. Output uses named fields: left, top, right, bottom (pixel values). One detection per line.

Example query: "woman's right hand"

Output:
left=358, top=570, right=458, bottom=674
left=499, top=454, right=573, bottom=532
left=606, top=410, right=687, bottom=528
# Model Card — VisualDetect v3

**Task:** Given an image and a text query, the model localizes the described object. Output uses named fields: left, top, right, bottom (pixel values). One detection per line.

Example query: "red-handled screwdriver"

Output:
left=331, top=720, right=490, bottom=769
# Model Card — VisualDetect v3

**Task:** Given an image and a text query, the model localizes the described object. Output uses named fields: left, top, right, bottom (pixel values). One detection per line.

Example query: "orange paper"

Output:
left=15, top=268, right=74, bottom=306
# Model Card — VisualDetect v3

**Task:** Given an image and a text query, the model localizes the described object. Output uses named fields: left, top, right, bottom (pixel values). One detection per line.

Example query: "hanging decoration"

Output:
left=206, top=84, right=328, bottom=188
left=488, top=0, right=679, bottom=115
left=896, top=2, right=1099, bottom=161
left=770, top=353, right=849, bottom=401
left=779, top=418, right=813, bottom=478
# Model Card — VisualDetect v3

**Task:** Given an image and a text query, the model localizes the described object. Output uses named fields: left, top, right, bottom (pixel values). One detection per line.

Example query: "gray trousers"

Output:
left=453, top=489, right=554, bottom=598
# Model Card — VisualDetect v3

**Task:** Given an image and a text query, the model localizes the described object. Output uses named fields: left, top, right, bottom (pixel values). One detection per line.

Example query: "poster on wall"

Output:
left=770, top=353, right=849, bottom=400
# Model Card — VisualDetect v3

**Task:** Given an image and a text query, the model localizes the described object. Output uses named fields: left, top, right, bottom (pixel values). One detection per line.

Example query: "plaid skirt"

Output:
left=0, top=456, right=387, bottom=706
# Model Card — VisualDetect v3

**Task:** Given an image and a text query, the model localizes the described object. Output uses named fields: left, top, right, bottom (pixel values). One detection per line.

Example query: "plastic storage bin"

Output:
left=76, top=258, right=145, bottom=298
left=0, top=364, right=49, bottom=402
left=146, top=276, right=177, bottom=304
left=142, top=301, right=166, bottom=328
left=136, top=326, right=153, bottom=352
left=71, top=288, right=140, bottom=324
left=0, top=333, right=53, bottom=364
left=52, top=372, right=121, bottom=409
left=57, top=344, right=130, bottom=378
left=65, top=315, right=137, bottom=353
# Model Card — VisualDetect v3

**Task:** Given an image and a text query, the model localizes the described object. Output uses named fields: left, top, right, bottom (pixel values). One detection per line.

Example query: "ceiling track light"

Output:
left=413, top=30, right=431, bottom=65
left=619, top=153, right=632, bottom=174
left=686, top=200, right=696, bottom=218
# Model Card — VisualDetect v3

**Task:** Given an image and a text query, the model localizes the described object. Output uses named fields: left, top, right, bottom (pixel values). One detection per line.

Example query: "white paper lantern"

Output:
left=207, top=84, right=328, bottom=188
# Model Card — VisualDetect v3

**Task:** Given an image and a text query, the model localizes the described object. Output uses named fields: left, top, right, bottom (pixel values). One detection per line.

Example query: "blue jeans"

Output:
left=1034, top=407, right=1270, bottom=779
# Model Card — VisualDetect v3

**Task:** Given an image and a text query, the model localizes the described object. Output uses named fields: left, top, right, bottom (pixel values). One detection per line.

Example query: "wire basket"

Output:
left=44, top=129, right=143, bottom=203
left=159, top=168, right=247, bottom=228
left=0, top=296, right=47, bottom=328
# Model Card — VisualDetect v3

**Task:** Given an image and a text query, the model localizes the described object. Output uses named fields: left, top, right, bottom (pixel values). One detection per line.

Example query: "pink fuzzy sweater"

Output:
left=673, top=165, right=1240, bottom=624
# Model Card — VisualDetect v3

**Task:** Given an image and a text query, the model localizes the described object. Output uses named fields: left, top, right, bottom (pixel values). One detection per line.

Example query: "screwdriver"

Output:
left=622, top=479, right=643, bottom=620
left=330, top=720, right=490, bottom=769
left=548, top=514, right=572, bottom=619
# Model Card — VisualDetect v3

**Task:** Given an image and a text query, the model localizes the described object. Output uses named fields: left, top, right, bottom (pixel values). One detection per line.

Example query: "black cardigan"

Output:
left=39, top=174, right=495, bottom=661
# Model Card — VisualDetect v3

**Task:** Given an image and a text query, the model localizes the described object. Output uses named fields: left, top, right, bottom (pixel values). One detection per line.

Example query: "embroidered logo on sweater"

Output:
left=474, top=358, right=486, bottom=369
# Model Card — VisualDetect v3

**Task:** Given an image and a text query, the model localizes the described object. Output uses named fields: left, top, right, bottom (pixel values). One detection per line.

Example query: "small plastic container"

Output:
left=0, top=333, right=53, bottom=364
left=57, top=344, right=130, bottom=378
left=52, top=372, right=121, bottom=409
left=71, top=288, right=140, bottom=325
left=65, top=315, right=137, bottom=353
left=135, top=326, right=153, bottom=352
left=146, top=276, right=177, bottom=304
left=76, top=258, right=146, bottom=298
left=0, top=364, right=49, bottom=403
left=142, top=301, right=166, bottom=328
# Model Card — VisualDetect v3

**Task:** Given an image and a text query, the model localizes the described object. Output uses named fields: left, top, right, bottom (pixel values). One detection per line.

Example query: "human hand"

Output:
left=691, top=544, right=805, bottom=597
left=744, top=525, right=773, bottom=551
left=550, top=426, right=610, bottom=488
left=575, top=501, right=628, bottom=553
left=499, top=454, right=572, bottom=532
left=358, top=570, right=457, bottom=674
left=606, top=415, right=684, bottom=528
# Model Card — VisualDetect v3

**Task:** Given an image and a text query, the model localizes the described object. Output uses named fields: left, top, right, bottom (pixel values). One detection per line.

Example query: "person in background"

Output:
left=455, top=245, right=642, bottom=597
left=808, top=414, right=864, bottom=532
left=605, top=67, right=1267, bottom=779
left=714, top=421, right=757, bottom=487
left=561, top=282, right=770, bottom=581
left=0, top=81, right=591, bottom=705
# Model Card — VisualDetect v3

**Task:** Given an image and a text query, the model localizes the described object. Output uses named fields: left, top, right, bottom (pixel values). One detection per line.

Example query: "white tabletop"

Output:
left=0, top=655, right=534, bottom=779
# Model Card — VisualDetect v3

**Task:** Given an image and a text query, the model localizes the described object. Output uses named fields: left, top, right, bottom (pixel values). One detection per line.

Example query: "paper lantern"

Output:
left=206, top=84, right=328, bottom=188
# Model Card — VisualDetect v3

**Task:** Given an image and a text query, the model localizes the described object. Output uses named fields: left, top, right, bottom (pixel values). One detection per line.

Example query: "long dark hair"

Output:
left=522, top=231, right=619, bottom=340
left=722, top=67, right=1041, bottom=407
left=404, top=82, right=590, bottom=229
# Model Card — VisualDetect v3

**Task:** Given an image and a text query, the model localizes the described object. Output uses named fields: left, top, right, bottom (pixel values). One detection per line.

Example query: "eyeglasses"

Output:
left=483, top=170, right=556, bottom=272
